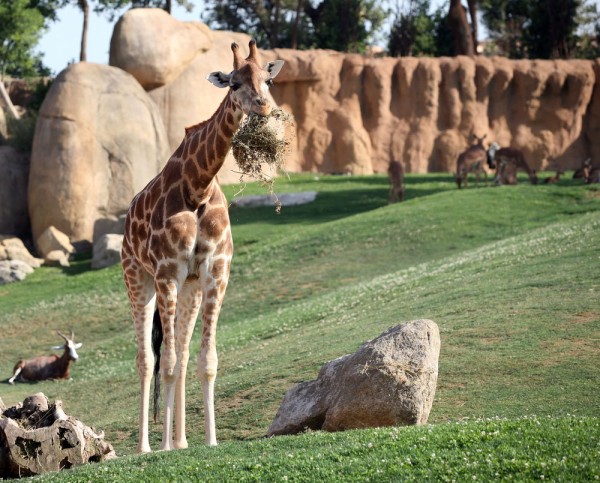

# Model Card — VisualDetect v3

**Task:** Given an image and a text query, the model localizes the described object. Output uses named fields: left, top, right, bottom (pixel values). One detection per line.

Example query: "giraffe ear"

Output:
left=265, top=60, right=284, bottom=79
left=207, top=71, right=231, bottom=88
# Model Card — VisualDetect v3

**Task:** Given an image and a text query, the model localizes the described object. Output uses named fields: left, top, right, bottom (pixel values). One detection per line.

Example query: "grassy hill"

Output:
left=0, top=173, right=599, bottom=480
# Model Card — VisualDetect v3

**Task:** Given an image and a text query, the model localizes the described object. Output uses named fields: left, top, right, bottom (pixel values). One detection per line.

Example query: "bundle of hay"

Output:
left=231, top=108, right=294, bottom=212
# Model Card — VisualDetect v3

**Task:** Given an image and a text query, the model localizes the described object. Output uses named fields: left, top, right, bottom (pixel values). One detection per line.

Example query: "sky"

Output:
left=38, top=3, right=203, bottom=76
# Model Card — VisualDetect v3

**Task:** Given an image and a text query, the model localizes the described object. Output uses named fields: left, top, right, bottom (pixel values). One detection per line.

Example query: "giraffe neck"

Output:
left=179, top=93, right=243, bottom=205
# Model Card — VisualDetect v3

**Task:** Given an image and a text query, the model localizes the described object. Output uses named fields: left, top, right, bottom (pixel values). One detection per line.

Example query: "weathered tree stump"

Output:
left=0, top=393, right=116, bottom=478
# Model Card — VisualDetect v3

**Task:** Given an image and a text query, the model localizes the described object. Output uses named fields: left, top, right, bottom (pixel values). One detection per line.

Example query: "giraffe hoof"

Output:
left=137, top=444, right=152, bottom=454
left=174, top=439, right=188, bottom=449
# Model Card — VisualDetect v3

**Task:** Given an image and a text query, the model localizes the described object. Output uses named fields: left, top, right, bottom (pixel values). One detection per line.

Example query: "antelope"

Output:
left=387, top=160, right=404, bottom=202
left=491, top=145, right=538, bottom=185
left=573, top=158, right=591, bottom=179
left=455, top=134, right=494, bottom=189
left=583, top=161, right=600, bottom=183
left=8, top=331, right=82, bottom=384
left=543, top=168, right=565, bottom=184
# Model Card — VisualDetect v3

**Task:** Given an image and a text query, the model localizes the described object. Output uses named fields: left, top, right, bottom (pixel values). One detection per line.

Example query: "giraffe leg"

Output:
left=155, top=266, right=186, bottom=452
left=197, top=270, right=229, bottom=447
left=123, top=258, right=156, bottom=454
left=173, top=279, right=202, bottom=449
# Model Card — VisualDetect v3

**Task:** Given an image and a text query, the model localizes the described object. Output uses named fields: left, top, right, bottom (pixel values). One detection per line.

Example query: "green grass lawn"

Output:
left=0, top=172, right=599, bottom=480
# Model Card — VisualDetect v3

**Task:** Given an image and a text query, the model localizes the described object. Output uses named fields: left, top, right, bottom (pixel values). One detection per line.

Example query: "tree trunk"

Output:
left=0, top=81, right=20, bottom=120
left=466, top=0, right=478, bottom=54
left=164, top=0, right=172, bottom=14
left=291, top=0, right=303, bottom=49
left=79, top=0, right=89, bottom=62
left=448, top=0, right=475, bottom=56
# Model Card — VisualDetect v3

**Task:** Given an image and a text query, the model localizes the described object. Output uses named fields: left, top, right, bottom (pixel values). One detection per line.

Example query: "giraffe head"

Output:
left=207, top=40, right=284, bottom=117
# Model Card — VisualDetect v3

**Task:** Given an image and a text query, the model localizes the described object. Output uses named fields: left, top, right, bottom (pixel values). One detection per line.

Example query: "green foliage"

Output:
left=306, top=0, right=385, bottom=53
left=388, top=1, right=452, bottom=57
left=0, top=174, right=599, bottom=478
left=204, top=0, right=312, bottom=49
left=480, top=0, right=595, bottom=59
left=0, top=0, right=48, bottom=79
left=94, top=0, right=193, bottom=22
left=6, top=111, right=37, bottom=153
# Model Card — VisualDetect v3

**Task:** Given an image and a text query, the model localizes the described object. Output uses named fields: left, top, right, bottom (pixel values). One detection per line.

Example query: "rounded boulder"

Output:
left=28, top=62, right=170, bottom=247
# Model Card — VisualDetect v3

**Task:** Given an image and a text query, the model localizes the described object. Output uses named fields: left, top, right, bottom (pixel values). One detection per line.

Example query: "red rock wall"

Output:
left=263, top=49, right=598, bottom=174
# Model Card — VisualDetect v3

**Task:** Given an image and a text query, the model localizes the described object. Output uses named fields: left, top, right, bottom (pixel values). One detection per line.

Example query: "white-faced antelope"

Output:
left=387, top=160, right=404, bottom=202
left=455, top=134, right=494, bottom=189
left=8, top=331, right=82, bottom=384
left=491, top=145, right=538, bottom=185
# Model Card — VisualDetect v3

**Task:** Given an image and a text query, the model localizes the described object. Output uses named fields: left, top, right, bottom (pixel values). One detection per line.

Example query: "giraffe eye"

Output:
left=231, top=83, right=241, bottom=91
left=266, top=78, right=273, bottom=87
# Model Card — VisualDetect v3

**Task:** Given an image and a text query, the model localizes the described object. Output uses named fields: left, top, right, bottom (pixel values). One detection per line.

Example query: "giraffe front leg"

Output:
left=173, top=280, right=202, bottom=449
left=197, top=277, right=227, bottom=447
left=156, top=277, right=181, bottom=452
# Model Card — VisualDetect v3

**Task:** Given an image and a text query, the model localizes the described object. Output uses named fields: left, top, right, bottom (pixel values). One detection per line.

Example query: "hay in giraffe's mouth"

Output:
left=231, top=107, right=294, bottom=212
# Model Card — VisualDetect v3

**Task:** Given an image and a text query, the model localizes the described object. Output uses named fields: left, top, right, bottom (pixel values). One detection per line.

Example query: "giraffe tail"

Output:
left=152, top=309, right=163, bottom=424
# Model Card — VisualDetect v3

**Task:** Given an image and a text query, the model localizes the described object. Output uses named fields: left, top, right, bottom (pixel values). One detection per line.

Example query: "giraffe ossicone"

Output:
left=121, top=39, right=284, bottom=453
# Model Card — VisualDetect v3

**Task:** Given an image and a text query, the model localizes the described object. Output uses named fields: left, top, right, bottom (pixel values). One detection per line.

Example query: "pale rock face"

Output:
left=91, top=233, right=123, bottom=270
left=0, top=236, right=41, bottom=268
left=28, top=62, right=170, bottom=246
left=109, top=8, right=213, bottom=90
left=35, top=226, right=74, bottom=258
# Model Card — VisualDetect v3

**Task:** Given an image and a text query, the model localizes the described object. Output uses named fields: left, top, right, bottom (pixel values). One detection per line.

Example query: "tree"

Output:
left=203, top=0, right=312, bottom=49
left=388, top=0, right=445, bottom=57
left=305, top=0, right=385, bottom=53
left=0, top=0, right=48, bottom=79
left=480, top=0, right=589, bottom=59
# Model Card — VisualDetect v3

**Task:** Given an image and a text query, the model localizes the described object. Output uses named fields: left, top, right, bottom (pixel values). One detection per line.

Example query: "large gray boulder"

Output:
left=268, top=319, right=440, bottom=436
left=28, top=62, right=170, bottom=249
left=91, top=234, right=123, bottom=269
left=0, top=146, right=30, bottom=237
left=109, top=8, right=212, bottom=90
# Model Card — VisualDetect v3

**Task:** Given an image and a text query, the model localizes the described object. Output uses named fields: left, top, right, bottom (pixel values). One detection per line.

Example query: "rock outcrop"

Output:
left=109, top=8, right=212, bottom=90
left=268, top=319, right=440, bottom=436
left=28, top=62, right=170, bottom=247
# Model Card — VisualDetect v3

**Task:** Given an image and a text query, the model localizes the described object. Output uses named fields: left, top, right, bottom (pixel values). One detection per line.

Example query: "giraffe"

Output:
left=121, top=40, right=284, bottom=453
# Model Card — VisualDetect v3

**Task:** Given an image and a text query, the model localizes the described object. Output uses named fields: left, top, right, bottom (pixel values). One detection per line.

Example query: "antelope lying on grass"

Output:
left=387, top=160, right=404, bottom=202
left=455, top=134, right=495, bottom=189
left=8, top=331, right=82, bottom=384
left=491, top=145, right=538, bottom=185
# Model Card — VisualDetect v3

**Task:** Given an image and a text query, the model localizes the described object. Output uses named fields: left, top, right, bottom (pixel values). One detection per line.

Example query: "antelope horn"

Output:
left=57, top=331, right=68, bottom=342
left=246, top=39, right=259, bottom=63
left=71, top=330, right=75, bottom=341
left=231, top=42, right=244, bottom=70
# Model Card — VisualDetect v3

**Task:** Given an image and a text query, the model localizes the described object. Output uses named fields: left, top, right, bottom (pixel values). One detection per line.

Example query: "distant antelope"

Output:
left=8, top=331, right=82, bottom=384
left=455, top=134, right=494, bottom=189
left=491, top=145, right=538, bottom=185
left=585, top=163, right=600, bottom=184
left=387, top=160, right=404, bottom=202
left=543, top=169, right=565, bottom=184
left=573, top=158, right=591, bottom=179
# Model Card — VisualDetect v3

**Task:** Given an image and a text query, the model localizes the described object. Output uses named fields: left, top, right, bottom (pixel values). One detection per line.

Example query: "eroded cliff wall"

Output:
left=263, top=50, right=597, bottom=174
